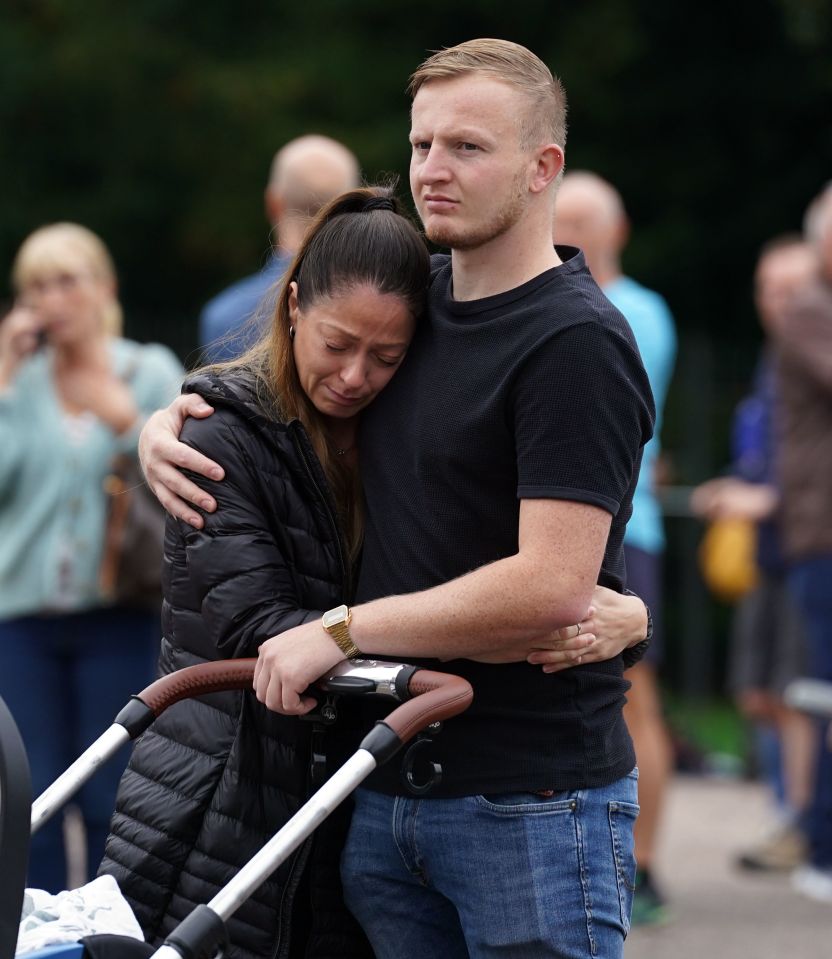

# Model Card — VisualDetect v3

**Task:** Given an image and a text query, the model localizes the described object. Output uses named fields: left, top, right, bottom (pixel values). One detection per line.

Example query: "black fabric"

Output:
left=357, top=248, right=655, bottom=796
left=81, top=934, right=155, bottom=959
left=98, top=372, right=370, bottom=959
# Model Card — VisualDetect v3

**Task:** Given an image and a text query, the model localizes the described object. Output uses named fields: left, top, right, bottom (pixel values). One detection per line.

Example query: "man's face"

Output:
left=754, top=245, right=817, bottom=335
left=409, top=74, right=535, bottom=251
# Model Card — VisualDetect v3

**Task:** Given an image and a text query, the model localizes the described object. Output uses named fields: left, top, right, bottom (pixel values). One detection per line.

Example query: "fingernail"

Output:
left=197, top=403, right=212, bottom=413
left=210, top=468, right=223, bottom=480
left=201, top=499, right=213, bottom=510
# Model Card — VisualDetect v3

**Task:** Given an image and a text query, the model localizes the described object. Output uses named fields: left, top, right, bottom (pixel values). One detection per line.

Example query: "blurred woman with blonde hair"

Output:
left=0, top=222, right=183, bottom=891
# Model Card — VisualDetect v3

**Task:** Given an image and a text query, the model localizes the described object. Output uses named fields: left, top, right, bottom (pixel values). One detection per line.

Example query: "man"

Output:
left=554, top=171, right=677, bottom=925
left=774, top=183, right=832, bottom=902
left=199, top=134, right=360, bottom=360
left=141, top=40, right=653, bottom=957
left=693, top=236, right=818, bottom=878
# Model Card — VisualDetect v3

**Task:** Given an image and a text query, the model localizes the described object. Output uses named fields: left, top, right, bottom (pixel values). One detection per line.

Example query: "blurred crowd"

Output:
left=1, top=121, right=831, bottom=932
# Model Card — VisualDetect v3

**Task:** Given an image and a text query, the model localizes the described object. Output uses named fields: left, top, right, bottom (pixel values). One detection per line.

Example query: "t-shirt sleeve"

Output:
left=512, top=321, right=654, bottom=514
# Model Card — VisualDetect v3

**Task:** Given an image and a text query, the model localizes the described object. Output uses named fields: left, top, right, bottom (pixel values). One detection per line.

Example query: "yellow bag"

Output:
left=698, top=517, right=759, bottom=602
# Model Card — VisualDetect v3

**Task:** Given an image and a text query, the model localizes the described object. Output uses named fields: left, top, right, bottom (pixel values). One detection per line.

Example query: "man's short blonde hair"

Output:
left=408, top=38, right=567, bottom=151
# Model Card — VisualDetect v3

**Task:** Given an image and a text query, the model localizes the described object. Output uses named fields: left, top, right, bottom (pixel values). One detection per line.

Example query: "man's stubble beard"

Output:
left=420, top=170, right=529, bottom=252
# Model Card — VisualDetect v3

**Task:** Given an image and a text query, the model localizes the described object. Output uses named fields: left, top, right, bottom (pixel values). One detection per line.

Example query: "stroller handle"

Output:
left=31, top=658, right=472, bottom=834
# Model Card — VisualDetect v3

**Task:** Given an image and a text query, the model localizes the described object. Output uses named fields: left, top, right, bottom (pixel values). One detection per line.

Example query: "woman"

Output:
left=99, top=188, right=649, bottom=959
left=0, top=223, right=184, bottom=892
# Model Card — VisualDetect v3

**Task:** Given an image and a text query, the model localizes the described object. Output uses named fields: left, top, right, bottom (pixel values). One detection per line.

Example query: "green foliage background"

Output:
left=2, top=0, right=831, bottom=454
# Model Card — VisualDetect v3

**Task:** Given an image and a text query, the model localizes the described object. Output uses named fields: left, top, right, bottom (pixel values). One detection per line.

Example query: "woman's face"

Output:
left=289, top=282, right=415, bottom=420
left=20, top=260, right=113, bottom=347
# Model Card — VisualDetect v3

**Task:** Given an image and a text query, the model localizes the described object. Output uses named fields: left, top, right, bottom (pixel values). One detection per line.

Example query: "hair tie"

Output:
left=363, top=196, right=396, bottom=213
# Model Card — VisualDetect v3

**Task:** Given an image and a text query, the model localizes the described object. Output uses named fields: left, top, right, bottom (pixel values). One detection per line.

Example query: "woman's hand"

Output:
left=0, top=304, right=43, bottom=390
left=254, top=621, right=346, bottom=715
left=139, top=394, right=224, bottom=527
left=526, top=585, right=648, bottom=673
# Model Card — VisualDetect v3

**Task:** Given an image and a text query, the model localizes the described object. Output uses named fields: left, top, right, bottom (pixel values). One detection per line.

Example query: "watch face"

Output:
left=322, top=604, right=349, bottom=629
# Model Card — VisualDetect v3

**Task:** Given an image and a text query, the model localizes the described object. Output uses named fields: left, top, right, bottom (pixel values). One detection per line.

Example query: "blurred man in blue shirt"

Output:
left=555, top=171, right=677, bottom=925
left=199, top=135, right=361, bottom=360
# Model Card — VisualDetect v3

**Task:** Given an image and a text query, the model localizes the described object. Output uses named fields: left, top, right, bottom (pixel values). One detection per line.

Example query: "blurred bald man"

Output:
left=199, top=134, right=361, bottom=360
left=555, top=171, right=677, bottom=926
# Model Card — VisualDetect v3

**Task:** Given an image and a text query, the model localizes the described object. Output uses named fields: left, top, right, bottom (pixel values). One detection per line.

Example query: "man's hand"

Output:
left=690, top=476, right=777, bottom=522
left=139, top=393, right=225, bottom=528
left=253, top=621, right=347, bottom=715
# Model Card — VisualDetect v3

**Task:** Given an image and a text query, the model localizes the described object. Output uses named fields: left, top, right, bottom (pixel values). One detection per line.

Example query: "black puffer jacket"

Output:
left=99, top=372, right=370, bottom=959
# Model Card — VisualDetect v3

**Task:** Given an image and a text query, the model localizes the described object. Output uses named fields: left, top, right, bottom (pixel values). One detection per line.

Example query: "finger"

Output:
left=166, top=440, right=225, bottom=484
left=150, top=460, right=217, bottom=512
left=177, top=393, right=214, bottom=419
left=527, top=639, right=595, bottom=665
left=529, top=634, right=595, bottom=657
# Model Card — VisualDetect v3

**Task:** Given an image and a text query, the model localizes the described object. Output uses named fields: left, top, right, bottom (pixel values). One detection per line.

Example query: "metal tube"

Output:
left=148, top=946, right=183, bottom=959
left=30, top=724, right=130, bottom=833
left=208, top=750, right=376, bottom=920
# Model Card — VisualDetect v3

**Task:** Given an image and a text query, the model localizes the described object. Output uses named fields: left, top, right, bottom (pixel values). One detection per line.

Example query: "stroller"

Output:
left=1, top=657, right=473, bottom=959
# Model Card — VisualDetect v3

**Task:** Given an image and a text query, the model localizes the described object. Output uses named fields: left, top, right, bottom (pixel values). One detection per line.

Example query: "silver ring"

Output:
left=575, top=622, right=582, bottom=636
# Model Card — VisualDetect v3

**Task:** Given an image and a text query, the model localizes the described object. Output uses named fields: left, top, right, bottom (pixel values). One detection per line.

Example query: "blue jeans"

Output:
left=789, top=555, right=832, bottom=869
left=341, top=769, right=639, bottom=958
left=0, top=607, right=159, bottom=891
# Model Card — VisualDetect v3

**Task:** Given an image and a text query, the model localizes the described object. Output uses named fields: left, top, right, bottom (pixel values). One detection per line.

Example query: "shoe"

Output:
left=736, top=825, right=808, bottom=872
left=791, top=864, right=832, bottom=903
left=630, top=869, right=672, bottom=927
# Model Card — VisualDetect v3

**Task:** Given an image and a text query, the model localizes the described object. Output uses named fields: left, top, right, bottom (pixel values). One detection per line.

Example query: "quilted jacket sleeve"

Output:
left=162, top=407, right=343, bottom=663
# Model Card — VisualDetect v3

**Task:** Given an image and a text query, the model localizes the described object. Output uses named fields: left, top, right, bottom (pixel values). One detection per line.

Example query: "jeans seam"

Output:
left=608, top=800, right=638, bottom=934
left=574, top=792, right=598, bottom=956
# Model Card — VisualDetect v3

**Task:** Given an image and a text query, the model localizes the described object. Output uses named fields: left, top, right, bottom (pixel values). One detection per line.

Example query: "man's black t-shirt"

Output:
left=357, top=249, right=655, bottom=796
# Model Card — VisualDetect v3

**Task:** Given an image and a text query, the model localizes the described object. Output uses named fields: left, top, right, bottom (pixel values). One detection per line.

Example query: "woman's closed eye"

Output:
left=376, top=353, right=405, bottom=368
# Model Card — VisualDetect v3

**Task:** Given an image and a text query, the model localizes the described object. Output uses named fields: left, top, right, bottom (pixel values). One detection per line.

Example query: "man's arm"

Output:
left=139, top=393, right=225, bottom=528
left=252, top=497, right=611, bottom=714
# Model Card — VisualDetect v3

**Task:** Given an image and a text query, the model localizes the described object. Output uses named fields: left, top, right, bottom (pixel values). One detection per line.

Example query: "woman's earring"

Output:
left=289, top=326, right=295, bottom=340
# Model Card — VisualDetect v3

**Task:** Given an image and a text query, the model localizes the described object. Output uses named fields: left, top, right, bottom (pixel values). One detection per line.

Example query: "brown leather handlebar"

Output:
left=135, top=660, right=473, bottom=744
left=137, top=659, right=258, bottom=715
left=377, top=669, right=473, bottom=744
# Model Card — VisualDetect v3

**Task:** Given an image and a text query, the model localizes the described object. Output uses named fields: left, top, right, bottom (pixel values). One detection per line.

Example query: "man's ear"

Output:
left=613, top=215, right=631, bottom=256
left=265, top=186, right=283, bottom=227
left=530, top=144, right=565, bottom=195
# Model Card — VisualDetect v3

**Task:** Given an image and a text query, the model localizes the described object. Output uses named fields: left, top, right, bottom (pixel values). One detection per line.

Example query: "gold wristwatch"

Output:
left=322, top=604, right=360, bottom=659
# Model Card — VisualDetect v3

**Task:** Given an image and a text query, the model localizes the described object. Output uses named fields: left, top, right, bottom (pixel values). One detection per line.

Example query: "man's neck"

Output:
left=450, top=223, right=562, bottom=302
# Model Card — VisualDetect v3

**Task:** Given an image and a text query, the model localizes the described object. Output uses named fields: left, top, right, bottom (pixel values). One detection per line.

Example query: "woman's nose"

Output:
left=339, top=358, right=368, bottom=389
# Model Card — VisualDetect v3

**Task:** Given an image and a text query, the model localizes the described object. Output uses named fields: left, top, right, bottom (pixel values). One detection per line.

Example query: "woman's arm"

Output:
left=174, top=410, right=324, bottom=661
left=525, top=585, right=649, bottom=673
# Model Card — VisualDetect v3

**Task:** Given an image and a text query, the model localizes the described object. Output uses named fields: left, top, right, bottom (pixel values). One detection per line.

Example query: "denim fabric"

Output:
left=341, top=769, right=639, bottom=958
left=0, top=607, right=158, bottom=891
left=789, top=555, right=832, bottom=869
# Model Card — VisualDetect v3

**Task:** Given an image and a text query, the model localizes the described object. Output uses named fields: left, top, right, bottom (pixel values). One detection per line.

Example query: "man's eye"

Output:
left=413, top=141, right=430, bottom=151
left=460, top=142, right=480, bottom=151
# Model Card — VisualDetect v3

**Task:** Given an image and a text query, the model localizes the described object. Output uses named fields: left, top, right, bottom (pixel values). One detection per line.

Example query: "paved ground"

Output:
left=626, top=774, right=830, bottom=958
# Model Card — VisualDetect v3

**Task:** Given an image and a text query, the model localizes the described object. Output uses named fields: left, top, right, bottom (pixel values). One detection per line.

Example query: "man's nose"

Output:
left=416, top=145, right=450, bottom=184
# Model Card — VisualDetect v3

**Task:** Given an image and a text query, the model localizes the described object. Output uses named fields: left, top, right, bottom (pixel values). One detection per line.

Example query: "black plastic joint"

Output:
left=163, top=904, right=227, bottom=959
left=394, top=665, right=418, bottom=702
left=359, top=722, right=402, bottom=766
left=113, top=697, right=156, bottom=739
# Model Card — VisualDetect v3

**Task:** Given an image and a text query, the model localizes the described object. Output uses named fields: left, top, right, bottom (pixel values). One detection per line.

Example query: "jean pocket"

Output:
left=475, top=790, right=579, bottom=815
left=608, top=799, right=639, bottom=932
